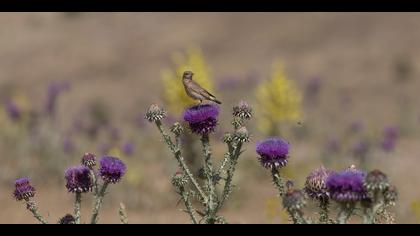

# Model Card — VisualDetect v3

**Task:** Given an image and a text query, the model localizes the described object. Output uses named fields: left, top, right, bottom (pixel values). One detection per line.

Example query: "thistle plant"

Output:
left=305, top=167, right=333, bottom=224
left=257, top=135, right=398, bottom=224
left=13, top=177, right=47, bottom=224
left=13, top=152, right=127, bottom=224
left=147, top=101, right=252, bottom=224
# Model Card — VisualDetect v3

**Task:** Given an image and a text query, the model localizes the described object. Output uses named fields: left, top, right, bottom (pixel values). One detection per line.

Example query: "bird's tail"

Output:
left=211, top=97, right=222, bottom=105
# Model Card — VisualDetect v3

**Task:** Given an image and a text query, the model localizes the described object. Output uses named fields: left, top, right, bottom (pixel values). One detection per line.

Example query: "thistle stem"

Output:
left=119, top=203, right=129, bottom=224
left=218, top=141, right=243, bottom=210
left=218, top=154, right=231, bottom=174
left=201, top=134, right=217, bottom=223
left=74, top=192, right=82, bottom=224
left=155, top=120, right=207, bottom=202
left=363, top=191, right=383, bottom=224
left=271, top=167, right=285, bottom=197
left=180, top=186, right=199, bottom=224
left=319, top=199, right=331, bottom=224
left=337, top=203, right=355, bottom=224
left=288, top=210, right=306, bottom=224
left=90, top=168, right=98, bottom=196
left=26, top=199, right=48, bottom=224
left=90, top=181, right=109, bottom=224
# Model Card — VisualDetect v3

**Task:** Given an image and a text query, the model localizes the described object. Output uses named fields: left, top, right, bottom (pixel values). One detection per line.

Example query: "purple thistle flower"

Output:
left=121, top=142, right=134, bottom=156
left=326, top=169, right=368, bottom=203
left=13, top=177, right=36, bottom=201
left=65, top=166, right=93, bottom=193
left=5, top=100, right=21, bottom=121
left=256, top=137, right=289, bottom=169
left=183, top=104, right=219, bottom=135
left=305, top=167, right=333, bottom=201
left=99, top=156, right=126, bottom=183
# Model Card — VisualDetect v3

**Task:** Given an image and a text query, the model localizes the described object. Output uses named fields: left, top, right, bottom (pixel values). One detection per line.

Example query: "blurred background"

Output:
left=1, top=12, right=420, bottom=224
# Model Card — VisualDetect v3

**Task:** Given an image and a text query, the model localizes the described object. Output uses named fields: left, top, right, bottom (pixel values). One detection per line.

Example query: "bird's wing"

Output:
left=190, top=80, right=216, bottom=99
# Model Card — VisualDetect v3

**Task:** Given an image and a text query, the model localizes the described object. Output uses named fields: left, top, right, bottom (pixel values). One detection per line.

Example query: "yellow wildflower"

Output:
left=255, top=60, right=302, bottom=135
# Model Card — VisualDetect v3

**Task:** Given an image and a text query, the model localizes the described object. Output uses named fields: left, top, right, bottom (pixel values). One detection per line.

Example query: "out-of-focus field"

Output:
left=1, top=12, right=420, bottom=224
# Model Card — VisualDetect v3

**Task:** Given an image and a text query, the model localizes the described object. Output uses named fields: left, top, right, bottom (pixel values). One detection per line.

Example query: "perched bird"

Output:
left=182, top=71, right=222, bottom=104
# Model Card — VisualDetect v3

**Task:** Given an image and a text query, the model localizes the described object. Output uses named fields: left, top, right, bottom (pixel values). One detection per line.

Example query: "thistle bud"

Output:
left=283, top=188, right=307, bottom=212
left=171, top=172, right=189, bottom=188
left=364, top=169, right=390, bottom=193
left=145, top=104, right=167, bottom=123
left=384, top=185, right=398, bottom=205
left=305, top=166, right=333, bottom=201
left=231, top=117, right=243, bottom=130
left=59, top=214, right=76, bottom=224
left=81, top=152, right=96, bottom=168
left=223, top=132, right=233, bottom=143
left=233, top=126, right=250, bottom=143
left=170, top=122, right=184, bottom=136
left=233, top=100, right=253, bottom=120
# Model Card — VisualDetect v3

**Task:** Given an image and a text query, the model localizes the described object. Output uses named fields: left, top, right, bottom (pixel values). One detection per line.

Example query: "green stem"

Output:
left=74, top=192, right=82, bottom=224
left=155, top=120, right=207, bottom=202
left=90, top=182, right=109, bottom=224
left=218, top=141, right=243, bottom=210
left=271, top=167, right=285, bottom=197
left=337, top=203, right=355, bottom=224
left=201, top=134, right=217, bottom=223
left=363, top=191, right=383, bottom=224
left=217, top=153, right=231, bottom=174
left=319, top=199, right=331, bottom=224
left=180, top=187, right=199, bottom=224
left=288, top=210, right=306, bottom=224
left=26, top=200, right=48, bottom=224
left=90, top=168, right=98, bottom=196
left=119, top=203, right=129, bottom=224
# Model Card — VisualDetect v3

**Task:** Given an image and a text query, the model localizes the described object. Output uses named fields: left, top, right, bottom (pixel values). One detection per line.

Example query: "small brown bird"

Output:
left=182, top=71, right=222, bottom=104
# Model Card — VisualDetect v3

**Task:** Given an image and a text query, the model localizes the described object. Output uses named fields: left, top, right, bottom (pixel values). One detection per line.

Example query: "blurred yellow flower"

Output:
left=126, top=164, right=142, bottom=187
left=265, top=197, right=281, bottom=219
left=108, top=147, right=123, bottom=158
left=161, top=46, right=215, bottom=114
left=265, top=197, right=288, bottom=222
left=255, top=60, right=302, bottom=135
left=411, top=201, right=420, bottom=223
